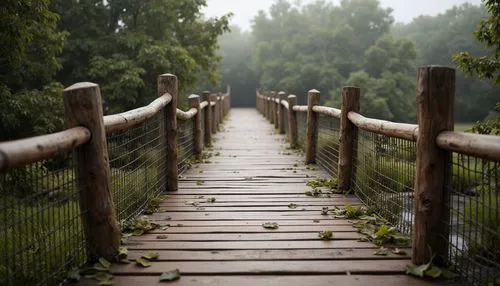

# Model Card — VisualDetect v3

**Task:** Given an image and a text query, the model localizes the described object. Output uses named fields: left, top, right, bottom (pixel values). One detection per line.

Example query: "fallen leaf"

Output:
left=374, top=247, right=389, bottom=256
left=136, top=257, right=153, bottom=267
left=288, top=203, right=297, bottom=209
left=142, top=251, right=160, bottom=260
left=262, top=222, right=279, bottom=229
left=406, top=262, right=431, bottom=277
left=159, top=269, right=181, bottom=282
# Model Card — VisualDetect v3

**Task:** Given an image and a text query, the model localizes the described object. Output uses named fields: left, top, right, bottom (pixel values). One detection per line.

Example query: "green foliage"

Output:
left=318, top=230, right=334, bottom=240
left=262, top=222, right=279, bottom=229
left=160, top=269, right=181, bottom=281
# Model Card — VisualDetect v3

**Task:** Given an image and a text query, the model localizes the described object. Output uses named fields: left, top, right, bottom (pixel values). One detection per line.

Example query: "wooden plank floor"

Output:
left=80, top=108, right=457, bottom=286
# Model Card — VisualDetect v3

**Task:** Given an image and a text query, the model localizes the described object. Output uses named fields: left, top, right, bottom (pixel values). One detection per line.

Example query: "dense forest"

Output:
left=220, top=0, right=499, bottom=124
left=0, top=0, right=498, bottom=142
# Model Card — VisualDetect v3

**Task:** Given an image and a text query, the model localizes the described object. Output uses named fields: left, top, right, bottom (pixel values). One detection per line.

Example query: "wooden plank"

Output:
left=123, top=240, right=374, bottom=250
left=78, top=275, right=460, bottom=286
left=130, top=232, right=363, bottom=241
left=145, top=220, right=354, bottom=227
left=109, top=260, right=409, bottom=274
left=124, top=248, right=411, bottom=260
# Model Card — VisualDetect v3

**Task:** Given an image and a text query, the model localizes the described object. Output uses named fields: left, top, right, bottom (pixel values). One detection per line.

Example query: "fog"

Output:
left=203, top=0, right=482, bottom=30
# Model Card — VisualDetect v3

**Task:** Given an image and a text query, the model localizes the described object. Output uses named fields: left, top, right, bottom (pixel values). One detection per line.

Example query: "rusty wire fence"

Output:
left=177, top=119, right=195, bottom=174
left=0, top=153, right=87, bottom=286
left=316, top=115, right=341, bottom=177
left=297, top=112, right=307, bottom=151
left=350, top=130, right=416, bottom=235
left=443, top=153, right=500, bottom=285
left=106, top=113, right=165, bottom=222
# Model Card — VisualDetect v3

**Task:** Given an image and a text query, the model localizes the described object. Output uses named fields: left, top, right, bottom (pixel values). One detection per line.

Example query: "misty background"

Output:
left=202, top=0, right=497, bottom=123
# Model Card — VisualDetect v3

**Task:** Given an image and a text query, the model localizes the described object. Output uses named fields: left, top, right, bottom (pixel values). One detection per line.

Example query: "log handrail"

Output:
left=292, top=105, right=308, bottom=113
left=347, top=111, right=419, bottom=141
left=104, top=93, right=172, bottom=134
left=200, top=101, right=209, bottom=110
left=281, top=100, right=289, bottom=110
left=0, top=127, right=91, bottom=172
left=437, top=131, right=500, bottom=161
left=176, top=107, right=198, bottom=121
left=210, top=101, right=216, bottom=107
left=312, top=105, right=341, bottom=119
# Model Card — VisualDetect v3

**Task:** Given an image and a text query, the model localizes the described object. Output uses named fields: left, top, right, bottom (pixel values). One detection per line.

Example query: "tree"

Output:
left=453, top=0, right=500, bottom=135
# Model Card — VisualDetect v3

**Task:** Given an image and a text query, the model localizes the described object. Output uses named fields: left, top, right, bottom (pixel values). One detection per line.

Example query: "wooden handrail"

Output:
left=176, top=107, right=198, bottom=121
left=293, top=105, right=308, bottom=113
left=437, top=131, right=500, bottom=161
left=104, top=93, right=172, bottom=134
left=0, top=127, right=91, bottom=172
left=312, top=105, right=341, bottom=119
left=347, top=111, right=419, bottom=141
left=200, top=101, right=209, bottom=110
left=281, top=100, right=289, bottom=110
left=210, top=101, right=216, bottom=107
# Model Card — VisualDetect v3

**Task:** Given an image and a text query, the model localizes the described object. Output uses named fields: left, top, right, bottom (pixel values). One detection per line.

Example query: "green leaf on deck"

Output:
left=288, top=203, right=297, bottom=209
left=373, top=247, right=389, bottom=256
left=318, top=230, right=333, bottom=240
left=262, top=222, right=279, bottom=229
left=406, top=262, right=431, bottom=277
left=95, top=272, right=114, bottom=285
left=142, top=251, right=160, bottom=260
left=117, top=247, right=128, bottom=260
left=160, top=269, right=181, bottom=281
left=321, top=207, right=329, bottom=215
left=392, top=248, right=407, bottom=255
left=196, top=180, right=204, bottom=186
left=98, top=258, right=111, bottom=270
left=119, top=259, right=131, bottom=264
left=136, top=257, right=153, bottom=267
left=156, top=235, right=168, bottom=239
left=424, top=265, right=442, bottom=278
left=207, top=197, right=216, bottom=203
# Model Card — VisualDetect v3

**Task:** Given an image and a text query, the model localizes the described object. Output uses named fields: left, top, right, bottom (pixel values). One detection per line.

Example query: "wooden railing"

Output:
left=256, top=66, right=500, bottom=281
left=0, top=74, right=230, bottom=285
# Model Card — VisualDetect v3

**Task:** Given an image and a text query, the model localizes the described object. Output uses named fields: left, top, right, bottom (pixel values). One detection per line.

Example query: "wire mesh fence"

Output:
left=297, top=111, right=307, bottom=151
left=177, top=119, right=195, bottom=174
left=443, top=153, right=499, bottom=285
left=0, top=153, right=87, bottom=286
left=316, top=115, right=341, bottom=177
left=351, top=129, right=416, bottom=235
left=106, top=114, right=165, bottom=223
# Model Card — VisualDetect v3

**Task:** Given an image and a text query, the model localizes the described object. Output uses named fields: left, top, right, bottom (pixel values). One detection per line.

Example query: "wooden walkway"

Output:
left=80, top=108, right=454, bottom=286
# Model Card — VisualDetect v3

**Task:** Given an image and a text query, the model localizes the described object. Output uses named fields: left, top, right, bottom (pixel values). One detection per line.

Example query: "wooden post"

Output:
left=226, top=85, right=231, bottom=115
left=264, top=93, right=270, bottom=120
left=270, top=92, right=276, bottom=124
left=278, top=91, right=287, bottom=134
left=202, top=91, right=212, bottom=146
left=305, top=89, right=320, bottom=164
left=413, top=66, right=455, bottom=266
left=273, top=92, right=281, bottom=129
left=267, top=93, right=273, bottom=122
left=218, top=93, right=223, bottom=123
left=158, top=74, right=178, bottom=192
left=63, top=82, right=120, bottom=261
left=288, top=95, right=298, bottom=148
left=211, top=94, right=218, bottom=134
left=338, top=87, right=360, bottom=192
left=189, top=94, right=202, bottom=160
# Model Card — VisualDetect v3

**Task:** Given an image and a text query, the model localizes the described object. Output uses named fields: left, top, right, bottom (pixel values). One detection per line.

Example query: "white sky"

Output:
left=203, top=0, right=483, bottom=30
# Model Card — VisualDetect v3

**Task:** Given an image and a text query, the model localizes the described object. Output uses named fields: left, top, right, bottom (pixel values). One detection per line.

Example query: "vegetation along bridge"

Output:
left=1, top=67, right=499, bottom=286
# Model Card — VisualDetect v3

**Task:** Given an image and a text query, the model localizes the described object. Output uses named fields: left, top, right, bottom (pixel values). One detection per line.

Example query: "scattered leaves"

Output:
left=318, top=230, right=333, bottom=240
left=392, top=248, right=407, bottom=255
left=142, top=251, right=159, bottom=260
left=288, top=203, right=297, bottom=209
left=262, top=222, right=279, bottom=229
left=196, top=180, right=204, bottom=186
left=117, top=247, right=128, bottom=260
left=136, top=257, right=153, bottom=267
left=159, top=269, right=181, bottom=282
left=207, top=197, right=216, bottom=203
left=321, top=207, right=329, bottom=215
left=373, top=247, right=389, bottom=256
left=156, top=235, right=168, bottom=239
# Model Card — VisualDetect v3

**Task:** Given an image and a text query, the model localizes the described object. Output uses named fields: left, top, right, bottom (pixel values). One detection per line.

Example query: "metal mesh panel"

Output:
left=107, top=114, right=165, bottom=222
left=351, top=129, right=416, bottom=235
left=316, top=115, right=340, bottom=177
left=177, top=119, right=194, bottom=174
left=0, top=153, right=87, bottom=286
left=443, top=153, right=499, bottom=285
left=297, top=111, right=307, bottom=151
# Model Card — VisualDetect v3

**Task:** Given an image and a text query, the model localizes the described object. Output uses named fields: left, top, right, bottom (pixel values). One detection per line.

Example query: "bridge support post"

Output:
left=158, top=74, right=179, bottom=192
left=288, top=95, right=298, bottom=148
left=63, top=82, right=120, bottom=261
left=412, top=66, right=455, bottom=266
left=338, top=87, right=360, bottom=192
left=270, top=92, right=276, bottom=125
left=189, top=94, right=202, bottom=160
left=278, top=91, right=287, bottom=134
left=202, top=91, right=212, bottom=146
left=265, top=92, right=271, bottom=121
left=305, top=89, right=320, bottom=164
left=273, top=91, right=280, bottom=130
left=211, top=94, right=218, bottom=134
left=218, top=92, right=223, bottom=124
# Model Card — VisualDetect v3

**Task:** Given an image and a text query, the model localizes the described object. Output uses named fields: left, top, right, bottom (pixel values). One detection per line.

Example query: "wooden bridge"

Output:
left=1, top=67, right=499, bottom=286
